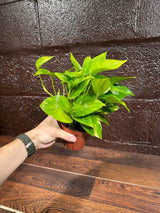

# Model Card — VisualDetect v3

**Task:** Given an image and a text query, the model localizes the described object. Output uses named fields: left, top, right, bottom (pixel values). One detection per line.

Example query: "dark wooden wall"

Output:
left=0, top=0, right=160, bottom=154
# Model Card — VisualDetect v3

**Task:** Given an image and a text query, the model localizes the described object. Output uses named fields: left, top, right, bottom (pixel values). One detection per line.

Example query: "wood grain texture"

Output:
left=1, top=136, right=160, bottom=171
left=0, top=136, right=160, bottom=212
left=8, top=164, right=95, bottom=199
left=25, top=151, right=160, bottom=189
left=25, top=151, right=102, bottom=177
left=33, top=140, right=160, bottom=170
left=0, top=207, right=14, bottom=213
left=0, top=181, right=135, bottom=213
left=90, top=179, right=160, bottom=213
left=99, top=162, right=160, bottom=188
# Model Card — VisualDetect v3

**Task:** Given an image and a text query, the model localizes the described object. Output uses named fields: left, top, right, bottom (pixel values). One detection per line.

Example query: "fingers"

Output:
left=56, top=129, right=76, bottom=143
left=39, top=116, right=77, bottom=143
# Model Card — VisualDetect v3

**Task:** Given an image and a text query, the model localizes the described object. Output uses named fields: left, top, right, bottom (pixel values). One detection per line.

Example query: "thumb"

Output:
left=57, top=129, right=76, bottom=142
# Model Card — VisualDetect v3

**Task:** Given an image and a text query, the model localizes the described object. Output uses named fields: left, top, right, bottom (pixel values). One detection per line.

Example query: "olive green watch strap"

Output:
left=15, top=133, right=36, bottom=157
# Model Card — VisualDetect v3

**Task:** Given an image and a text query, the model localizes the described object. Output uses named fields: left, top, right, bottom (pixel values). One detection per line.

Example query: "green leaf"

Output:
left=36, top=56, right=53, bottom=69
left=111, top=84, right=134, bottom=99
left=68, top=77, right=87, bottom=89
left=80, top=124, right=95, bottom=137
left=70, top=52, right=82, bottom=72
left=98, top=104, right=119, bottom=114
left=91, top=118, right=102, bottom=139
left=97, top=114, right=109, bottom=126
left=92, top=51, right=107, bottom=62
left=55, top=72, right=71, bottom=82
left=65, top=70, right=83, bottom=78
left=102, top=93, right=130, bottom=112
left=73, top=114, right=94, bottom=127
left=82, top=52, right=107, bottom=76
left=82, top=56, right=92, bottom=76
left=82, top=52, right=127, bottom=76
left=69, top=77, right=92, bottom=99
left=40, top=95, right=73, bottom=123
left=71, top=95, right=105, bottom=117
left=73, top=114, right=102, bottom=139
left=94, top=75, right=106, bottom=79
left=34, top=68, right=55, bottom=78
left=109, top=76, right=135, bottom=84
left=91, top=78, right=110, bottom=97
left=74, top=113, right=109, bottom=128
left=90, top=59, right=127, bottom=76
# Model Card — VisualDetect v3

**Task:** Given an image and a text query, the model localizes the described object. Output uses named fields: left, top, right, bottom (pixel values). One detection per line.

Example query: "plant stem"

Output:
left=51, top=77, right=57, bottom=95
left=84, top=85, right=90, bottom=95
left=62, top=83, right=65, bottom=96
left=65, top=83, right=69, bottom=96
left=39, top=75, right=53, bottom=96
left=68, top=89, right=71, bottom=99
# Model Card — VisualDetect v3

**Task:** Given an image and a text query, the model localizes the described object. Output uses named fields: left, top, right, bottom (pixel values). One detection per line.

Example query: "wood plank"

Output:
left=1, top=135, right=160, bottom=170
left=45, top=142, right=160, bottom=170
left=90, top=178, right=160, bottom=213
left=25, top=150, right=160, bottom=189
left=1, top=136, right=160, bottom=188
left=99, top=162, right=160, bottom=189
left=8, top=164, right=95, bottom=199
left=1, top=135, right=160, bottom=212
left=0, top=180, right=136, bottom=213
left=25, top=151, right=102, bottom=177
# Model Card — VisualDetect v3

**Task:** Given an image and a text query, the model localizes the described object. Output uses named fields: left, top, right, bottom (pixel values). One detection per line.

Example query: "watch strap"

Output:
left=15, top=133, right=36, bottom=157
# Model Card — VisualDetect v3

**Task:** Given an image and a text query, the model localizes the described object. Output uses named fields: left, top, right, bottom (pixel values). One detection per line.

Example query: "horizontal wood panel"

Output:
left=25, top=151, right=102, bottom=177
left=1, top=136, right=160, bottom=170
left=90, top=178, right=160, bottom=213
left=0, top=136, right=159, bottom=212
left=99, top=162, right=160, bottom=189
left=25, top=150, right=160, bottom=189
left=8, top=164, right=95, bottom=199
left=46, top=143, right=160, bottom=170
left=0, top=180, right=134, bottom=213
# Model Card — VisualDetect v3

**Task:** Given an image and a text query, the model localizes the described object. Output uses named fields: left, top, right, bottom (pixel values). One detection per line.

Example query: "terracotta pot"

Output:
left=60, top=123, right=88, bottom=151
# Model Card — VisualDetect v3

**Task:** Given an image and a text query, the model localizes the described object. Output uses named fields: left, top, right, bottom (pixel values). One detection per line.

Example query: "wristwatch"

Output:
left=15, top=133, right=36, bottom=157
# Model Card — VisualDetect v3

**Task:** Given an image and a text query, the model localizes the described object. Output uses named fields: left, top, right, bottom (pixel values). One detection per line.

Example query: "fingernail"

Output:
left=70, top=136, right=76, bottom=142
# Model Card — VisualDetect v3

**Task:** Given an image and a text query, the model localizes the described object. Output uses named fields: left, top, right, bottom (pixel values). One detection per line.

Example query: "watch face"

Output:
left=26, top=141, right=33, bottom=149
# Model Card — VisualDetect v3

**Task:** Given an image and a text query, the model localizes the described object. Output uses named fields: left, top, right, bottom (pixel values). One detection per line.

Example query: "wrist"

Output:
left=15, top=133, right=36, bottom=157
left=25, top=129, right=40, bottom=150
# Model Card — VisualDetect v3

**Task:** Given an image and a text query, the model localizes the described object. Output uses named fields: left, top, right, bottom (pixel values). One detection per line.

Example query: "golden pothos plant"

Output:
left=34, top=52, right=134, bottom=139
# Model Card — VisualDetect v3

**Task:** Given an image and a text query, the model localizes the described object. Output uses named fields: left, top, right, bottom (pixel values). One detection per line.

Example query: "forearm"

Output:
left=0, top=138, right=27, bottom=185
left=0, top=116, right=76, bottom=185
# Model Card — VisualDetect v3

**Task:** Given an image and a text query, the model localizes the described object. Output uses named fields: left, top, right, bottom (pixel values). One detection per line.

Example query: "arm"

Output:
left=0, top=116, right=76, bottom=185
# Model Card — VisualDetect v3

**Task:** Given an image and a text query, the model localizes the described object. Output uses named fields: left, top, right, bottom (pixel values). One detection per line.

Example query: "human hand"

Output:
left=26, top=116, right=76, bottom=149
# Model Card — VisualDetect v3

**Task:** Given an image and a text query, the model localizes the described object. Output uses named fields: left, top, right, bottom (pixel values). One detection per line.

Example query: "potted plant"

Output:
left=34, top=51, right=134, bottom=150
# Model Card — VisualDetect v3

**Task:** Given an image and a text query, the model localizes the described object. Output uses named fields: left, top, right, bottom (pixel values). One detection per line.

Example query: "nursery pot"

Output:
left=60, top=123, right=89, bottom=151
